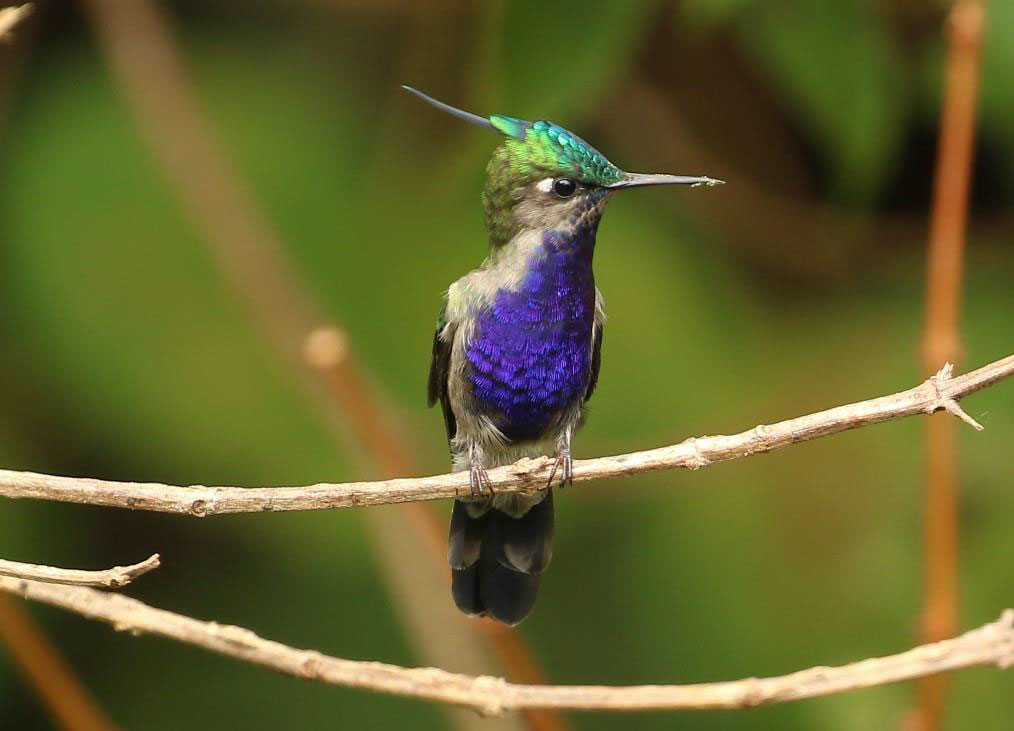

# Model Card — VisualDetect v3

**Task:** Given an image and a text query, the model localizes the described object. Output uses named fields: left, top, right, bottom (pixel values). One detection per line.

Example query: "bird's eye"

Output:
left=552, top=178, right=577, bottom=198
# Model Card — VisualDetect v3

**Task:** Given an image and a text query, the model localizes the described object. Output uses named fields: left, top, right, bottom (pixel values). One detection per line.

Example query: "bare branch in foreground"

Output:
left=0, top=576, right=1011, bottom=715
left=0, top=4, right=31, bottom=39
left=0, top=554, right=160, bottom=588
left=0, top=355, right=1010, bottom=517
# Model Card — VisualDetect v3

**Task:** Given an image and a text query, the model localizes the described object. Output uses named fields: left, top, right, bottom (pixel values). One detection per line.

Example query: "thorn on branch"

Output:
left=469, top=675, right=507, bottom=717
left=685, top=437, right=711, bottom=470
left=927, top=362, right=984, bottom=430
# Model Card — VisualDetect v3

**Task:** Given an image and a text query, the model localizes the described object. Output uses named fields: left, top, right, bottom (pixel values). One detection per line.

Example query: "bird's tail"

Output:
left=447, top=491, right=554, bottom=625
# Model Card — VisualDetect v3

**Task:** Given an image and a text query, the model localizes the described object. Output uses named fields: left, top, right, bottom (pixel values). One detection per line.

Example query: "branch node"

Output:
left=751, top=424, right=774, bottom=453
left=734, top=677, right=766, bottom=707
left=216, top=623, right=259, bottom=645
left=469, top=675, right=507, bottom=716
left=106, top=553, right=162, bottom=587
left=299, top=651, right=325, bottom=679
left=685, top=438, right=711, bottom=470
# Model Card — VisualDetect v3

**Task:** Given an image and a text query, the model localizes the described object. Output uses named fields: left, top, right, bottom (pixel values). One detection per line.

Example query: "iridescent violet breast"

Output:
left=466, top=230, right=596, bottom=442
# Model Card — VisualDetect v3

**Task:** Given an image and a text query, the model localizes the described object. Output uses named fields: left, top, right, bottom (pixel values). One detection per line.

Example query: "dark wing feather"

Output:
left=585, top=323, right=603, bottom=401
left=427, top=308, right=457, bottom=441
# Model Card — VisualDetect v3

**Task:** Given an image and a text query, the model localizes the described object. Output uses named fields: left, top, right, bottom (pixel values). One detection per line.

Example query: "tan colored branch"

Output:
left=0, top=554, right=160, bottom=588
left=1, top=576, right=1011, bottom=715
left=0, top=4, right=31, bottom=39
left=0, top=355, right=1010, bottom=516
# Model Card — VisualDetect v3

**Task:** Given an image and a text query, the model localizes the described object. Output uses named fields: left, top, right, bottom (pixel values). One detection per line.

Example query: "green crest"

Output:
left=402, top=85, right=622, bottom=186
left=402, top=85, right=723, bottom=246
left=489, top=116, right=624, bottom=186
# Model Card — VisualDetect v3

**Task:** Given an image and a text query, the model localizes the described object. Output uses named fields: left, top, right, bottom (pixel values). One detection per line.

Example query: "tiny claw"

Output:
left=469, top=465, right=493, bottom=497
left=547, top=453, right=573, bottom=489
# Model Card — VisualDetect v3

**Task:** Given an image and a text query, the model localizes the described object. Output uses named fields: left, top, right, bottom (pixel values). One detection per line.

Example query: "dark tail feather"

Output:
left=477, top=555, right=541, bottom=625
left=448, top=491, right=554, bottom=625
left=450, top=564, right=483, bottom=616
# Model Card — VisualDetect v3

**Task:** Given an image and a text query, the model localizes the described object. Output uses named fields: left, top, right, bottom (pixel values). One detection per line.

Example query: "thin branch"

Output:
left=0, top=4, right=31, bottom=39
left=1, top=576, right=1011, bottom=715
left=0, top=554, right=160, bottom=588
left=0, top=355, right=1010, bottom=516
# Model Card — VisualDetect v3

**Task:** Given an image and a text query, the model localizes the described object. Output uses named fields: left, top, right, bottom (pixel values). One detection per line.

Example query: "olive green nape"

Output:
left=482, top=144, right=520, bottom=248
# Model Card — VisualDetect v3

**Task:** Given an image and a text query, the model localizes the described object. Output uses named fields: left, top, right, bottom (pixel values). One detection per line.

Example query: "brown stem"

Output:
left=0, top=596, right=117, bottom=730
left=911, top=2, right=986, bottom=730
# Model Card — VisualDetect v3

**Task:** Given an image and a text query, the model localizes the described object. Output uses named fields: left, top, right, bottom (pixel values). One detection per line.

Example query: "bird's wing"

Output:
left=585, top=289, right=606, bottom=401
left=585, top=324, right=603, bottom=402
left=427, top=302, right=458, bottom=441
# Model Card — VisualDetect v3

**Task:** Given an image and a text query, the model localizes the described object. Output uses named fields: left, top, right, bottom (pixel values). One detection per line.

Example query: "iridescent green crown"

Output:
left=488, top=116, right=624, bottom=186
left=403, top=85, right=724, bottom=198
left=403, top=86, right=623, bottom=186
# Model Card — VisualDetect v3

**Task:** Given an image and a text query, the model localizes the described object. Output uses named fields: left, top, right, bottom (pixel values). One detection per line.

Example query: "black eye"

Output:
left=552, top=178, right=577, bottom=198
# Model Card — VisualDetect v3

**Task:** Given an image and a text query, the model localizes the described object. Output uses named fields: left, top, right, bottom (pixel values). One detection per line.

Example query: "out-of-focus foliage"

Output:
left=979, top=0, right=1014, bottom=184
left=733, top=1, right=907, bottom=203
left=0, top=2, right=1011, bottom=730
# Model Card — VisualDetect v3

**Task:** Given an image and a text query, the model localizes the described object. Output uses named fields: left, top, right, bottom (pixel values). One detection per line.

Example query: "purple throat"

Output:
left=466, top=229, right=597, bottom=442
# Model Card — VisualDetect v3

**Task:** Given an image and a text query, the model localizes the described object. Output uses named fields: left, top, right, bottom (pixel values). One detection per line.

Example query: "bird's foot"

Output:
left=469, top=464, right=493, bottom=498
left=546, top=452, right=573, bottom=489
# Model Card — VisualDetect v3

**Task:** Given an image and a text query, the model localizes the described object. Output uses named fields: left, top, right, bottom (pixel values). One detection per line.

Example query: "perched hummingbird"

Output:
left=407, top=86, right=722, bottom=625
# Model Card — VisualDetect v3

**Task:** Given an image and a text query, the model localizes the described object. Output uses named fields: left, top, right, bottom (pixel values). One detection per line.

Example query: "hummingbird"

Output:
left=407, top=85, right=723, bottom=625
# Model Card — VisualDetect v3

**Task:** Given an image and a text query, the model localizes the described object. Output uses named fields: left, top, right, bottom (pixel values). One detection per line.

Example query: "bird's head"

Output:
left=403, top=86, right=723, bottom=247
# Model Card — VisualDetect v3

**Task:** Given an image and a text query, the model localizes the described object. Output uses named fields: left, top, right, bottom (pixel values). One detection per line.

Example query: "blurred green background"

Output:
left=1, top=1, right=1012, bottom=729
